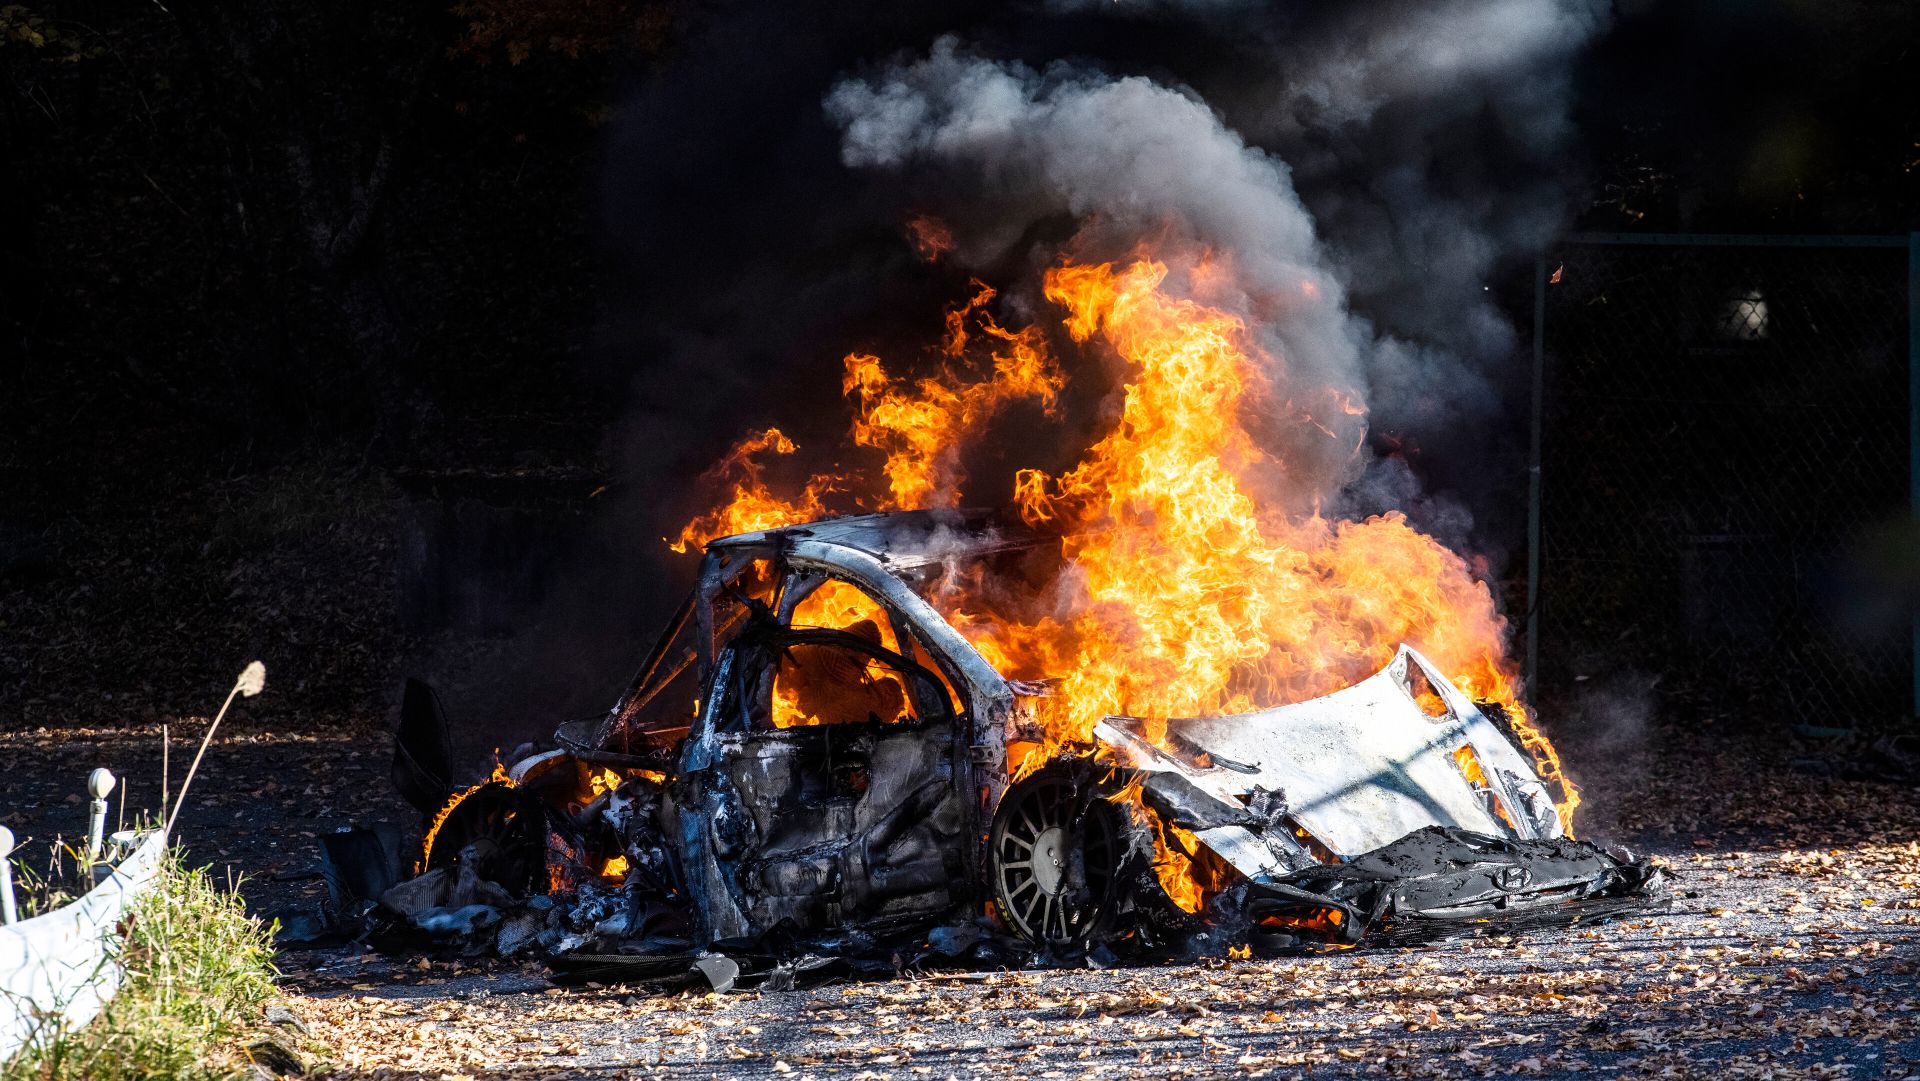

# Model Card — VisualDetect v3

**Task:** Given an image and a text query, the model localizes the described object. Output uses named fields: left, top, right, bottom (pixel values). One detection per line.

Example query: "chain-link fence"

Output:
left=1528, top=234, right=1916, bottom=727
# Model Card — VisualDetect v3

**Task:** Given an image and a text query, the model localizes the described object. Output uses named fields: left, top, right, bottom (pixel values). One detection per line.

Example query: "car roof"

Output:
left=704, top=508, right=1044, bottom=570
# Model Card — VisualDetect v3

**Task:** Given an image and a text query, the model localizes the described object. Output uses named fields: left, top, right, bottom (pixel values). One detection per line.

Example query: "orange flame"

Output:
left=419, top=760, right=513, bottom=873
left=1107, top=776, right=1206, bottom=913
left=766, top=579, right=902, bottom=728
left=582, top=762, right=625, bottom=798
left=669, top=428, right=836, bottom=553
left=845, top=281, right=1062, bottom=509
left=1453, top=743, right=1517, bottom=830
left=793, top=577, right=894, bottom=637
left=1258, top=905, right=1351, bottom=943
left=669, top=254, right=1583, bottom=908
left=992, top=261, right=1569, bottom=807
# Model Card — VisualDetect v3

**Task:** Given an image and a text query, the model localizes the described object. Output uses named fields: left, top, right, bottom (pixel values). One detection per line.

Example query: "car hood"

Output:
left=1093, top=645, right=1563, bottom=876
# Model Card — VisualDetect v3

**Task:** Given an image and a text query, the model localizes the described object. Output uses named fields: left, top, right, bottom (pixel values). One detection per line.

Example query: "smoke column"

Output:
left=599, top=0, right=1609, bottom=544
left=443, top=0, right=1610, bottom=753
left=820, top=0, right=1611, bottom=533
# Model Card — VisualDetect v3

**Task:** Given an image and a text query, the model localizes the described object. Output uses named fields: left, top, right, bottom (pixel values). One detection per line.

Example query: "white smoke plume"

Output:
left=828, top=38, right=1371, bottom=501
left=825, top=0, right=1609, bottom=533
left=1239, top=0, right=1611, bottom=425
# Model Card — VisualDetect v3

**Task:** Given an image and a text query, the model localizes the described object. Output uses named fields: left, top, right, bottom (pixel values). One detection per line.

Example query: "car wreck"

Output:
left=377, top=510, right=1659, bottom=981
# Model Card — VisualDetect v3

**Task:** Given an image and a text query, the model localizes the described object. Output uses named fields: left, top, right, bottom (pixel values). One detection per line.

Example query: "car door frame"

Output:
left=675, top=536, right=1015, bottom=943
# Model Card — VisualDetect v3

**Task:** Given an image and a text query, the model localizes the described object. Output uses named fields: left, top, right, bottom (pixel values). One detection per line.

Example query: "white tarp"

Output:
left=0, top=829, right=166, bottom=1062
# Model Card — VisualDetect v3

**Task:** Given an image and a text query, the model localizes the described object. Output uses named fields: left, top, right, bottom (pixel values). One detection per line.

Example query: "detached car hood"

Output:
left=1094, top=645, right=1563, bottom=877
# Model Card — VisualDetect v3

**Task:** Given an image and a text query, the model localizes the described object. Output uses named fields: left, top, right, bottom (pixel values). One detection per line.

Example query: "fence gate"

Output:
left=1528, top=233, right=1917, bottom=728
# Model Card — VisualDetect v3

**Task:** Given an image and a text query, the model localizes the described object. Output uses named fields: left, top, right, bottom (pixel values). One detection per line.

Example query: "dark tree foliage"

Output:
left=1574, top=0, right=1918, bottom=233
left=0, top=0, right=1911, bottom=764
left=0, top=0, right=659, bottom=459
left=2, top=0, right=1910, bottom=462
left=449, top=0, right=671, bottom=64
left=168, top=0, right=439, bottom=445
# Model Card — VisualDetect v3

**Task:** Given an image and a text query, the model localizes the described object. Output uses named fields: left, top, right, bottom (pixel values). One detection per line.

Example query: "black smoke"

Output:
left=604, top=1, right=1607, bottom=549
left=441, top=0, right=1614, bottom=758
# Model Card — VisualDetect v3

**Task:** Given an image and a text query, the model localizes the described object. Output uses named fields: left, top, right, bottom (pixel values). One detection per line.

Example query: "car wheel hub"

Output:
left=1029, top=826, right=1068, bottom=895
left=989, top=768, right=1125, bottom=946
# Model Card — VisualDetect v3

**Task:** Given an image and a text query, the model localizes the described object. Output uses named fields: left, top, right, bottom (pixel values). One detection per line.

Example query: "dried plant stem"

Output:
left=161, top=684, right=241, bottom=841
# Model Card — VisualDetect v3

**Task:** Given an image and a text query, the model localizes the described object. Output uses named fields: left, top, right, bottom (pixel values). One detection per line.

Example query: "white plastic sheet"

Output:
left=0, top=830, right=166, bottom=1062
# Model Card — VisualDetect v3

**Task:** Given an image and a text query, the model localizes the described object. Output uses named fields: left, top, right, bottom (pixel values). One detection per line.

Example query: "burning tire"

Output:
left=420, top=780, right=546, bottom=896
left=988, top=767, right=1127, bottom=947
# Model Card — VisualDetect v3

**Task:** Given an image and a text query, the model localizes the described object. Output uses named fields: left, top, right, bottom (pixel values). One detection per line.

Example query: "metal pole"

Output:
left=1909, top=232, right=1919, bottom=720
left=86, top=768, right=115, bottom=864
left=0, top=826, right=15, bottom=925
left=1526, top=257, right=1548, bottom=694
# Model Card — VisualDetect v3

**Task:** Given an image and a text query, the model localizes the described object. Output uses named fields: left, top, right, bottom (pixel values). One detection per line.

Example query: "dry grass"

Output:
left=2, top=849, right=283, bottom=1081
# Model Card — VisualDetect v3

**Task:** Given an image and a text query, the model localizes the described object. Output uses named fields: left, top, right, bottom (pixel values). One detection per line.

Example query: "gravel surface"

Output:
left=6, top=621, right=1911, bottom=1081
left=281, top=736, right=1920, bottom=1081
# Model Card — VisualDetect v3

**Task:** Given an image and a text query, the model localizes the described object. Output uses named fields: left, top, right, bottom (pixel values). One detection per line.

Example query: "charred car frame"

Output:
left=394, top=510, right=1657, bottom=966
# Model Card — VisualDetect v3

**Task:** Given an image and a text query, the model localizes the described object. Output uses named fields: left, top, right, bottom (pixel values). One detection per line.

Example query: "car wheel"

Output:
left=421, top=780, right=547, bottom=895
left=988, top=766, right=1126, bottom=947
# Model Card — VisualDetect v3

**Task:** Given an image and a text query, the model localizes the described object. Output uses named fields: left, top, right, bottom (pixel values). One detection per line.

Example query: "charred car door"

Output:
left=678, top=596, right=969, bottom=943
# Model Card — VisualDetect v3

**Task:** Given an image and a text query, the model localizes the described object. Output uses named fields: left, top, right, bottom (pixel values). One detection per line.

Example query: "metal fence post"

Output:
left=1909, top=231, right=1919, bottom=720
left=1526, top=256, right=1547, bottom=695
left=86, top=768, right=115, bottom=865
left=0, top=826, right=15, bottom=925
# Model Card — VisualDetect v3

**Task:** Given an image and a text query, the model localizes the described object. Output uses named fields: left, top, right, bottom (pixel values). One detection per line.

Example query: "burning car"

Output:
left=394, top=509, right=1657, bottom=968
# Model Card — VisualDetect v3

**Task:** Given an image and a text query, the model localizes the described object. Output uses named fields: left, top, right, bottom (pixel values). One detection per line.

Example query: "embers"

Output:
left=336, top=748, right=693, bottom=959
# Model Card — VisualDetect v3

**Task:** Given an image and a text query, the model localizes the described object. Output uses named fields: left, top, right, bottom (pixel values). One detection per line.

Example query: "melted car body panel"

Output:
left=1095, top=646, right=1561, bottom=870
